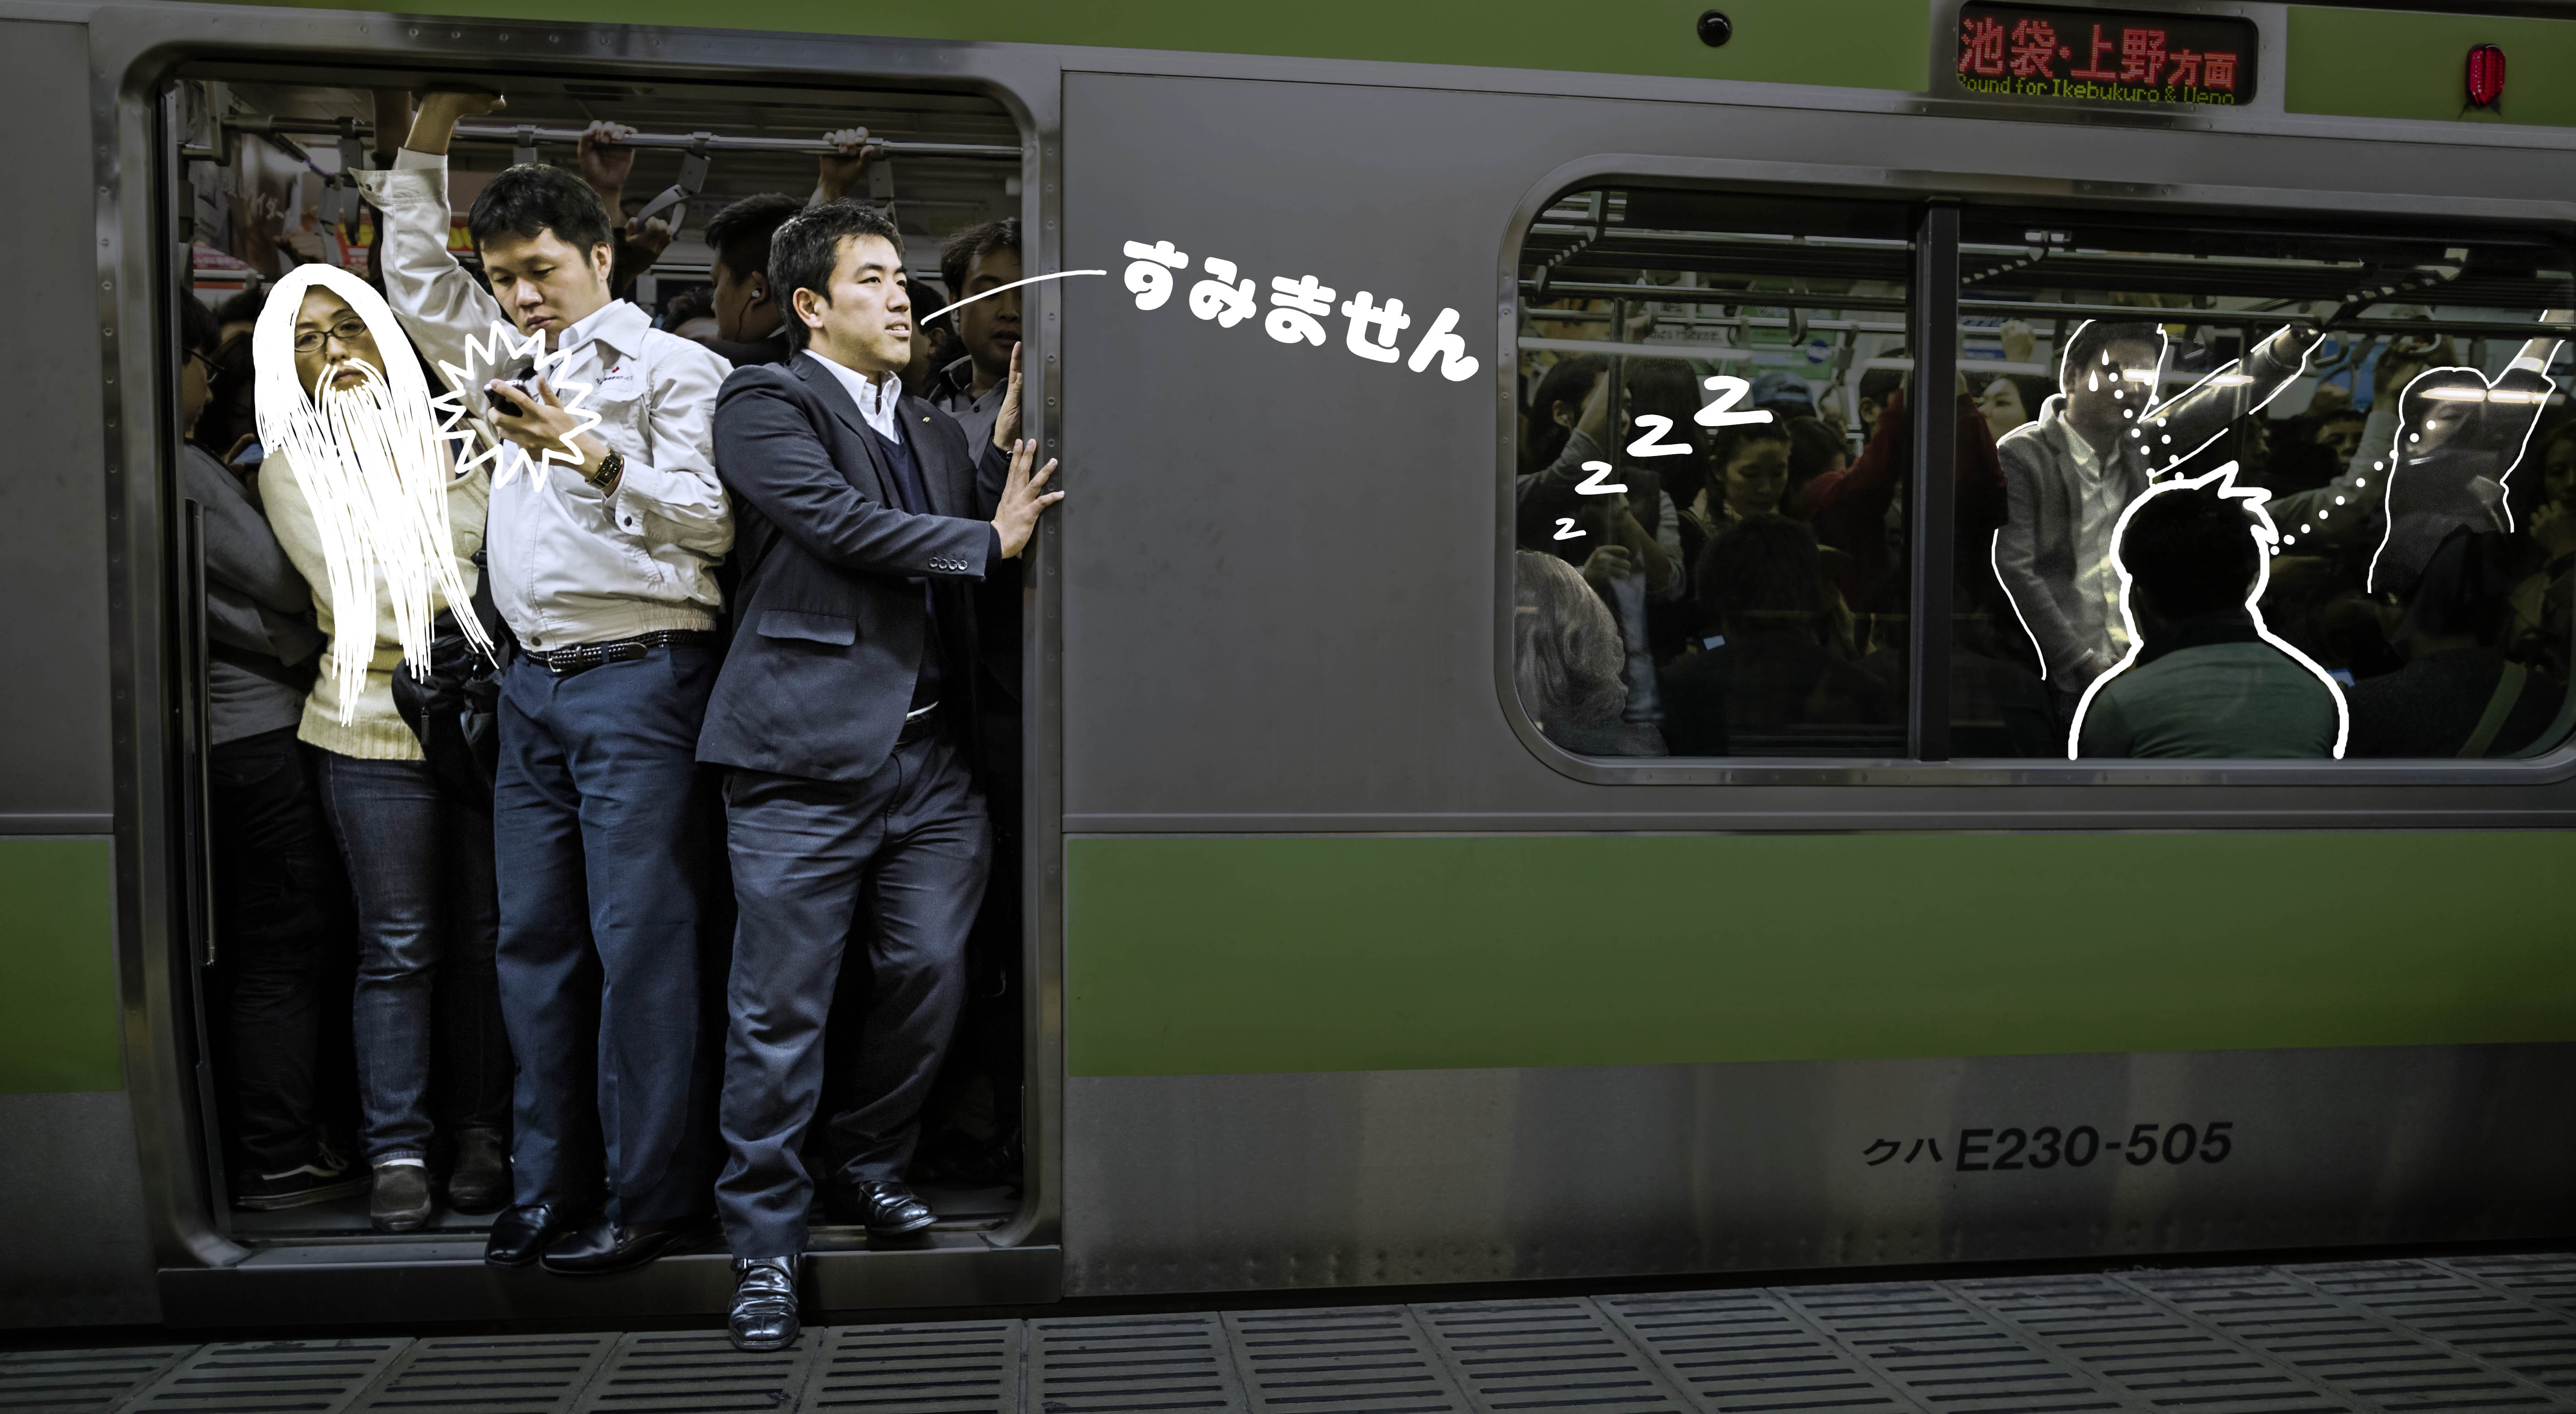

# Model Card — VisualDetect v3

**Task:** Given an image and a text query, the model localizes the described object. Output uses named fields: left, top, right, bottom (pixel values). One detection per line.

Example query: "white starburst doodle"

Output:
left=427, top=320, right=606, bottom=489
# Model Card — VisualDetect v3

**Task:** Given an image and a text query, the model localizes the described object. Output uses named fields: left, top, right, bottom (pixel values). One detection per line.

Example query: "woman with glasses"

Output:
left=254, top=267, right=511, bottom=1233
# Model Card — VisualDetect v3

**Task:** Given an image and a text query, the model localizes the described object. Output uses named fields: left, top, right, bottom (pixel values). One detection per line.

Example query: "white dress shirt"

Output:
left=354, top=150, right=735, bottom=651
left=2065, top=422, right=2132, bottom=668
left=809, top=349, right=905, bottom=440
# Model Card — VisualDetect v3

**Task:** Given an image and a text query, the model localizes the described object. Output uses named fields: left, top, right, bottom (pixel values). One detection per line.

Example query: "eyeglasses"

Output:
left=184, top=348, right=217, bottom=376
left=291, top=316, right=372, bottom=354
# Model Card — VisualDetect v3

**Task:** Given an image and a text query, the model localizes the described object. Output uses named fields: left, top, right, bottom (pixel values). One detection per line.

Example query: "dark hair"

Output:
left=214, top=284, right=267, bottom=333
left=1513, top=551, right=1627, bottom=731
left=2061, top=320, right=2162, bottom=386
left=1527, top=355, right=1607, bottom=467
left=1710, top=415, right=1793, bottom=478
left=769, top=200, right=905, bottom=355
left=2118, top=483, right=2260, bottom=620
left=1697, top=513, right=1826, bottom=630
left=180, top=295, right=223, bottom=357
left=466, top=163, right=614, bottom=257
left=196, top=331, right=260, bottom=454
left=1980, top=372, right=2054, bottom=421
left=1857, top=366, right=1904, bottom=410
left=662, top=286, right=714, bottom=328
left=1784, top=416, right=1847, bottom=489
left=705, top=192, right=804, bottom=284
left=2316, top=406, right=2369, bottom=431
left=939, top=217, right=1021, bottom=307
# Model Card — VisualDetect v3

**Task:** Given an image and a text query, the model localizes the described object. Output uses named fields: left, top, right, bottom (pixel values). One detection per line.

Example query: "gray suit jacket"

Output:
left=1993, top=408, right=2151, bottom=685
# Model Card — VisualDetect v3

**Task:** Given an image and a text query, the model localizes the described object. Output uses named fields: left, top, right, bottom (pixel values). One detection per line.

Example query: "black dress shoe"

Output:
left=485, top=1202, right=585, bottom=1267
left=538, top=1214, right=707, bottom=1275
left=843, top=1180, right=937, bottom=1241
left=446, top=1129, right=511, bottom=1215
left=728, top=1257, right=799, bottom=1352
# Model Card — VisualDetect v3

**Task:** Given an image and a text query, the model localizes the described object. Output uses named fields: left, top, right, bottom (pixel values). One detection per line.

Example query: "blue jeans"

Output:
left=494, top=645, right=721, bottom=1224
left=315, top=751, right=508, bottom=1164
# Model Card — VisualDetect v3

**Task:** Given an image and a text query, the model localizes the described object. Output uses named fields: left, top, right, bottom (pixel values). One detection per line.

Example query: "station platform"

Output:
left=11, top=1252, right=2576, bottom=1414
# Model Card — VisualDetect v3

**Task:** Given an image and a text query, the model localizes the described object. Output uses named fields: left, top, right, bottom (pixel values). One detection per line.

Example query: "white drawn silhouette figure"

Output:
left=253, top=265, right=490, bottom=722
left=2365, top=312, right=2570, bottom=594
left=2065, top=463, right=2350, bottom=760
left=1993, top=317, right=2320, bottom=691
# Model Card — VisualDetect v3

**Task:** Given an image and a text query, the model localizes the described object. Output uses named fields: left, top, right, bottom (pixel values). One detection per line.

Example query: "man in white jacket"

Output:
left=355, top=89, right=733, bottom=1275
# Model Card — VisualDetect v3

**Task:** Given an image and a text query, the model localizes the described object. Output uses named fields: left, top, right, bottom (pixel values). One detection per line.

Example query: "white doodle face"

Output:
left=251, top=266, right=491, bottom=720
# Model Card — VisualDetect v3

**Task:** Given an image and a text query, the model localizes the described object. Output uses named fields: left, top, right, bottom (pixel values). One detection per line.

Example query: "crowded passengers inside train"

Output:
left=1510, top=189, right=2576, bottom=764
left=178, top=71, right=1042, bottom=1337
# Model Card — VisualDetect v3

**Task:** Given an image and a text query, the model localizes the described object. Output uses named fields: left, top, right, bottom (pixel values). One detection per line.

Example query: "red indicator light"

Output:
left=2467, top=43, right=2506, bottom=108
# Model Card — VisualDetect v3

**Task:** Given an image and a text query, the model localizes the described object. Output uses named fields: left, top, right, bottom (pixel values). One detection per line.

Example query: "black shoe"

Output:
left=485, top=1202, right=588, bottom=1267
left=842, top=1180, right=937, bottom=1242
left=234, top=1137, right=369, bottom=1211
left=447, top=1129, right=510, bottom=1215
left=538, top=1214, right=707, bottom=1275
left=369, top=1162, right=434, bottom=1233
left=728, top=1257, right=799, bottom=1352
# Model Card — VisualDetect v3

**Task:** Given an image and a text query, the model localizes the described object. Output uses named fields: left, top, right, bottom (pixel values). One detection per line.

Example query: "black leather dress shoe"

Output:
left=538, top=1214, right=707, bottom=1275
left=728, top=1257, right=799, bottom=1352
left=843, top=1180, right=937, bottom=1241
left=485, top=1202, right=585, bottom=1267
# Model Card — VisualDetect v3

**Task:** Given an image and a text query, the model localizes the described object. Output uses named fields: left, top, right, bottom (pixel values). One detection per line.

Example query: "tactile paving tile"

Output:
left=1949, top=1273, right=2347, bottom=1414
left=1596, top=1288, right=1925, bottom=1414
left=569, top=1330, right=818, bottom=1413
left=1027, top=1313, right=1245, bottom=1414
left=1777, top=1281, right=2132, bottom=1413
left=2445, top=1255, right=2576, bottom=1322
left=803, top=1321, right=1022, bottom=1414
left=1410, top=1297, right=1691, bottom=1414
left=0, top=1347, right=192, bottom=1414
left=113, top=1339, right=409, bottom=1414
left=2277, top=1261, right=2576, bottom=1408
left=2121, top=1265, right=2566, bottom=1412
left=350, top=1333, right=618, bottom=1413
left=1223, top=1306, right=1466, bottom=1414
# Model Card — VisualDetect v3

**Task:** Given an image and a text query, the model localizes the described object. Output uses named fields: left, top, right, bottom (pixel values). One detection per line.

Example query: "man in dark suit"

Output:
left=702, top=200, right=1059, bottom=1352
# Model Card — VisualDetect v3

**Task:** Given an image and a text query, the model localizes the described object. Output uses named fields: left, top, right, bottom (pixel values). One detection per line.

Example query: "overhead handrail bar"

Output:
left=201, top=115, right=1020, bottom=159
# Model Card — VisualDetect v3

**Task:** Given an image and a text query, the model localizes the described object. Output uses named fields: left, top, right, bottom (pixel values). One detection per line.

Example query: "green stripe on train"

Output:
left=1066, top=831, right=2576, bottom=1077
left=2288, top=7, right=2576, bottom=128
left=0, top=838, right=121, bottom=1093
left=200, top=0, right=1928, bottom=90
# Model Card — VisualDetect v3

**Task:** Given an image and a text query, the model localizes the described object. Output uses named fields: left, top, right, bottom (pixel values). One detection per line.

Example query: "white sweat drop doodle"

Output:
left=252, top=265, right=490, bottom=723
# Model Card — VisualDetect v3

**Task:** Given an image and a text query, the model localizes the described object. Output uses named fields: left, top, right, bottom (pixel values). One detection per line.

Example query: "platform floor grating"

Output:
left=18, top=1257, right=2576, bottom=1414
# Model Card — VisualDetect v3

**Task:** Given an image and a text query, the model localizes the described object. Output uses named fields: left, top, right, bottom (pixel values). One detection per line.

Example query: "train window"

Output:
left=1959, top=211, right=2576, bottom=761
left=1514, top=188, right=1917, bottom=759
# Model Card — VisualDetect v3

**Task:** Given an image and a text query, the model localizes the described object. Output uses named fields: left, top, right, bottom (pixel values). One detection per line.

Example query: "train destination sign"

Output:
left=1956, top=3, right=2258, bottom=108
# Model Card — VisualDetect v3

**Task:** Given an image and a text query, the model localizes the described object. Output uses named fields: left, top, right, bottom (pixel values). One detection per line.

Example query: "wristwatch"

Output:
left=585, top=447, right=625, bottom=494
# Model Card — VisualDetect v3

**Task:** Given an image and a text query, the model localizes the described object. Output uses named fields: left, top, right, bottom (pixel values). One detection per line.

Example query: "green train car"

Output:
left=5, top=0, right=2575, bottom=1330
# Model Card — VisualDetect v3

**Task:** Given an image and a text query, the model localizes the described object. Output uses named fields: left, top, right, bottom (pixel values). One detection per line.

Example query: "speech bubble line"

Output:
left=917, top=268, right=1108, bottom=326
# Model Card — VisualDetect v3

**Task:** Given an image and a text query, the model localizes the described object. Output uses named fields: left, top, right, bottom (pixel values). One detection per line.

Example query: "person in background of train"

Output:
left=1658, top=517, right=1893, bottom=756
left=1514, top=551, right=1663, bottom=757
left=662, top=287, right=719, bottom=342
left=930, top=219, right=1021, bottom=451
left=2347, top=528, right=2562, bottom=757
left=1975, top=373, right=2051, bottom=441
left=1781, top=416, right=1849, bottom=512
left=2072, top=481, right=2338, bottom=759
left=355, top=89, right=735, bottom=1274
left=572, top=121, right=678, bottom=304
left=1516, top=356, right=1682, bottom=600
left=698, top=194, right=805, bottom=368
left=253, top=282, right=511, bottom=1230
left=1801, top=380, right=2010, bottom=611
left=178, top=296, right=356, bottom=1213
left=1853, top=366, right=1904, bottom=442
left=702, top=200, right=1059, bottom=1351
left=1994, top=318, right=2321, bottom=704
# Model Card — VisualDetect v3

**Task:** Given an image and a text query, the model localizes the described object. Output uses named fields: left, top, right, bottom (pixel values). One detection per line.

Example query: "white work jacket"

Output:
left=355, top=150, right=733, bottom=652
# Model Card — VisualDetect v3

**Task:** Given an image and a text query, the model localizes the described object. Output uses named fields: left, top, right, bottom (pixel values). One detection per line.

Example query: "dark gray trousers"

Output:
left=716, top=732, right=989, bottom=1258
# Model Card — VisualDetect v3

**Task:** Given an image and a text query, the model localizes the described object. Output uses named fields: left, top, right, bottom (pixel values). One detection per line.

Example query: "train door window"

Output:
left=1955, top=211, right=2576, bottom=761
left=171, top=73, right=1026, bottom=1237
left=1514, top=187, right=1917, bottom=759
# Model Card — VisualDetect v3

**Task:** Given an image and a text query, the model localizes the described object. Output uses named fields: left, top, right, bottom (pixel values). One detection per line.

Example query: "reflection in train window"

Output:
left=1513, top=188, right=1916, bottom=759
left=1960, top=212, right=2576, bottom=760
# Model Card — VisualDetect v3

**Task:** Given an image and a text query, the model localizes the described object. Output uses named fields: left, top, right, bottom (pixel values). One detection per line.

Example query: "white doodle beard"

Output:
left=281, top=360, right=477, bottom=724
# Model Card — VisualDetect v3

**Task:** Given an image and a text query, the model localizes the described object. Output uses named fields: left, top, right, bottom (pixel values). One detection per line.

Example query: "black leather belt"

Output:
left=522, top=629, right=719, bottom=677
left=894, top=701, right=944, bottom=747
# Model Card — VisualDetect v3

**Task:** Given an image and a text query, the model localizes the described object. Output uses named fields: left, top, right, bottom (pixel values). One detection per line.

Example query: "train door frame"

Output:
left=83, top=1, right=1069, bottom=1322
